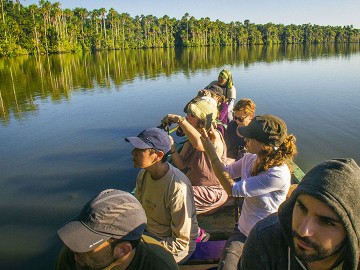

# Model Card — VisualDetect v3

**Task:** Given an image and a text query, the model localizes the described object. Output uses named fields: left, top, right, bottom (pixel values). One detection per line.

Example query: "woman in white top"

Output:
left=200, top=114, right=297, bottom=270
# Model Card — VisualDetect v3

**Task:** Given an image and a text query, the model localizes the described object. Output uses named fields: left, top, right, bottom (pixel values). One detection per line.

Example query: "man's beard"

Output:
left=75, top=256, right=117, bottom=270
left=292, top=230, right=347, bottom=263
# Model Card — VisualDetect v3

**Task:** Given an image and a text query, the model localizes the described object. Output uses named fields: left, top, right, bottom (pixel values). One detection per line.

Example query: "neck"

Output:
left=146, top=161, right=169, bottom=180
left=104, top=248, right=137, bottom=270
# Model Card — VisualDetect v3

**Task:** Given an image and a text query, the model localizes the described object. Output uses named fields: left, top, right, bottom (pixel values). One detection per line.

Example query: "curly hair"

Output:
left=251, top=134, right=297, bottom=176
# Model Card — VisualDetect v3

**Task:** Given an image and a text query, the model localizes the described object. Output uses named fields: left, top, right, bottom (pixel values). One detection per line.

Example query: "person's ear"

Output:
left=113, top=242, right=132, bottom=258
left=156, top=150, right=165, bottom=161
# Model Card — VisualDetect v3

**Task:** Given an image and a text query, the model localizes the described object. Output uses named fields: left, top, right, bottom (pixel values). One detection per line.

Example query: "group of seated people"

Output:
left=55, top=69, right=360, bottom=270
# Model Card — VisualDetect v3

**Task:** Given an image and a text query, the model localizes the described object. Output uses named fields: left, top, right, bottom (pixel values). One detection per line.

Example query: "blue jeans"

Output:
left=217, top=228, right=247, bottom=270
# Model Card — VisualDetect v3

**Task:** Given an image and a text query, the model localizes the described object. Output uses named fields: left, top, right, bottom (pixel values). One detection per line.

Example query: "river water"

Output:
left=0, top=44, right=359, bottom=269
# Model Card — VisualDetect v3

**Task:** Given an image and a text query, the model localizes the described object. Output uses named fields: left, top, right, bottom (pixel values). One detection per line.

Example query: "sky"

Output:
left=23, top=0, right=360, bottom=28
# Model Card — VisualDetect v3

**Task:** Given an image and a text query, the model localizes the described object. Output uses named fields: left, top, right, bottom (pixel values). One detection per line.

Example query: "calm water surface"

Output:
left=0, top=45, right=360, bottom=269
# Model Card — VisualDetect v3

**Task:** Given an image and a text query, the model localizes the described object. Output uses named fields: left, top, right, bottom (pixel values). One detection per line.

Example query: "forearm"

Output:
left=178, top=119, right=204, bottom=151
left=170, top=144, right=186, bottom=170
left=160, top=235, right=188, bottom=255
left=202, top=137, right=235, bottom=195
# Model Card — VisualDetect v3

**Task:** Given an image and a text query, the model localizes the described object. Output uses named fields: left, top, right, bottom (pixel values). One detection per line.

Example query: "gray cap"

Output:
left=205, top=85, right=224, bottom=96
left=57, top=189, right=147, bottom=253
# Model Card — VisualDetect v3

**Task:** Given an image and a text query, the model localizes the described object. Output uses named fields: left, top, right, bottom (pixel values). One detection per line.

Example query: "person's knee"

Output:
left=218, top=251, right=240, bottom=270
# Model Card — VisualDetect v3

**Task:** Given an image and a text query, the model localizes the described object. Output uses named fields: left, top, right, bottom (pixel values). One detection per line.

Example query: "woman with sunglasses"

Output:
left=200, top=114, right=297, bottom=270
left=225, top=99, right=256, bottom=163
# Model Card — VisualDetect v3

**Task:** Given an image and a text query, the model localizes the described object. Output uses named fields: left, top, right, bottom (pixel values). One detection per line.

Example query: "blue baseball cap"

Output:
left=125, top=127, right=171, bottom=154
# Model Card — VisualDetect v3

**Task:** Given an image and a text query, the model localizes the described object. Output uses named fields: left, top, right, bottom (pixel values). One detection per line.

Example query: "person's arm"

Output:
left=160, top=183, right=193, bottom=261
left=232, top=167, right=290, bottom=197
left=229, top=86, right=236, bottom=100
left=162, top=114, right=205, bottom=152
left=169, top=135, right=189, bottom=170
left=134, top=170, right=145, bottom=202
left=200, top=127, right=235, bottom=195
left=218, top=102, right=229, bottom=123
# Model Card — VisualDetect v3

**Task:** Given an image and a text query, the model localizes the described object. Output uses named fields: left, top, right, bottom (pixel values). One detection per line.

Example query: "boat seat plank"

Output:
left=184, top=240, right=227, bottom=265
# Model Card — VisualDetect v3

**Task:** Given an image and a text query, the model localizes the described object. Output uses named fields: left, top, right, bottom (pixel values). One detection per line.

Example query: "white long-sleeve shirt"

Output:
left=225, top=153, right=291, bottom=236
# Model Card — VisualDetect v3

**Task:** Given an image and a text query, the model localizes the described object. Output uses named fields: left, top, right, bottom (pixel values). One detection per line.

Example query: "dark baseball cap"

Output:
left=57, top=189, right=147, bottom=253
left=206, top=85, right=224, bottom=96
left=237, top=114, right=287, bottom=147
left=125, top=127, right=171, bottom=154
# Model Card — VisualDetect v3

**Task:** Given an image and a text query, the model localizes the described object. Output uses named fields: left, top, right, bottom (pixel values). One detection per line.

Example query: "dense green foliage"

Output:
left=0, top=0, right=359, bottom=56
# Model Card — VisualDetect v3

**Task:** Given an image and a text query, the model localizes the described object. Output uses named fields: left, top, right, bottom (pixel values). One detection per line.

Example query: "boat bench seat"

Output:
left=183, top=240, right=227, bottom=265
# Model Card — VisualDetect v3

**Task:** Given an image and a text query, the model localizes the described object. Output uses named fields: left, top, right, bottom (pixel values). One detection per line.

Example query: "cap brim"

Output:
left=237, top=125, right=252, bottom=139
left=125, top=137, right=151, bottom=149
left=57, top=221, right=111, bottom=253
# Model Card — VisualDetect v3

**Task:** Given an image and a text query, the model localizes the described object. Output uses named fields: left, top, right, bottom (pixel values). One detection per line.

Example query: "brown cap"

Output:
left=237, top=114, right=287, bottom=147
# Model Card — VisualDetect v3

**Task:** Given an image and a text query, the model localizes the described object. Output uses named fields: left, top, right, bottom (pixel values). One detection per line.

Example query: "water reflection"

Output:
left=1, top=43, right=359, bottom=124
left=1, top=43, right=360, bottom=270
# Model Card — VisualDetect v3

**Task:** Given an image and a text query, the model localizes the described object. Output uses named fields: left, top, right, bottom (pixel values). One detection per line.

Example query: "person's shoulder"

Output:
left=254, top=212, right=280, bottom=231
left=167, top=163, right=193, bottom=190
left=242, top=153, right=257, bottom=163
left=54, top=246, right=77, bottom=270
left=206, top=80, right=219, bottom=87
left=242, top=213, right=288, bottom=269
left=140, top=235, right=180, bottom=269
left=246, top=213, right=283, bottom=247
left=227, top=120, right=237, bottom=130
left=266, top=163, right=291, bottom=179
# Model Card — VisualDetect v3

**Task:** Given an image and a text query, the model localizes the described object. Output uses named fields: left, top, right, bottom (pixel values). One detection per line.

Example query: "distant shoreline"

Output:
left=1, top=2, right=359, bottom=57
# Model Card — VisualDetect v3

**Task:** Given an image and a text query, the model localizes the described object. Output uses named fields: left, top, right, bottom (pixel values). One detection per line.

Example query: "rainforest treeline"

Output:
left=1, top=0, right=360, bottom=57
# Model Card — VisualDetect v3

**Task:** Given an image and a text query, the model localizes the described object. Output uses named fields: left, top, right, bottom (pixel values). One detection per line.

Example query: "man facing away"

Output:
left=55, top=189, right=180, bottom=270
left=240, top=158, right=360, bottom=270
left=125, top=127, right=198, bottom=263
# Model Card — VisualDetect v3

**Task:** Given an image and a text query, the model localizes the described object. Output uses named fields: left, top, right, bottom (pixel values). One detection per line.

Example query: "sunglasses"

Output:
left=187, top=111, right=197, bottom=119
left=233, top=115, right=248, bottom=122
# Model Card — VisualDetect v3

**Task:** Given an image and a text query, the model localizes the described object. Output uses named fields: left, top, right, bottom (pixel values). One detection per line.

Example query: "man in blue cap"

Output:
left=125, top=127, right=198, bottom=263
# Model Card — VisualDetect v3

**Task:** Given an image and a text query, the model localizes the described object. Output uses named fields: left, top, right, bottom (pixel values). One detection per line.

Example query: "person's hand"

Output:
left=198, top=89, right=211, bottom=97
left=200, top=128, right=208, bottom=140
left=161, top=114, right=179, bottom=127
left=200, top=125, right=216, bottom=142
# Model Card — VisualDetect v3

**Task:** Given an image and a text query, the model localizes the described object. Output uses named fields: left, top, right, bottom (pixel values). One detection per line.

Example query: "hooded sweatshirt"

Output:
left=240, top=158, right=360, bottom=270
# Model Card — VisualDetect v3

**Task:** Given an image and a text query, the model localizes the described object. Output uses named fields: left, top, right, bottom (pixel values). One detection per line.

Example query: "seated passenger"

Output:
left=241, top=158, right=360, bottom=270
left=125, top=127, right=198, bottom=263
left=55, top=189, right=180, bottom=270
left=206, top=69, right=236, bottom=121
left=200, top=114, right=297, bottom=270
left=225, top=98, right=256, bottom=163
left=162, top=99, right=228, bottom=219
left=182, top=85, right=228, bottom=136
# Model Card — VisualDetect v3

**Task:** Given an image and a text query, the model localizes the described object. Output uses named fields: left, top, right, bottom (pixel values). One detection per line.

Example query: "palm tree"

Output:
left=29, top=4, right=40, bottom=54
left=99, top=7, right=107, bottom=40
left=1, top=0, right=7, bottom=41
